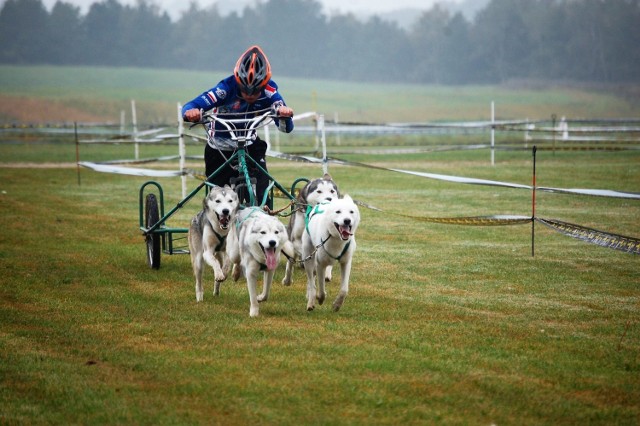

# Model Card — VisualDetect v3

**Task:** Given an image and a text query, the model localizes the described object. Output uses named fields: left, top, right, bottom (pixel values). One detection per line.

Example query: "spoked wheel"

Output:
left=145, top=193, right=161, bottom=269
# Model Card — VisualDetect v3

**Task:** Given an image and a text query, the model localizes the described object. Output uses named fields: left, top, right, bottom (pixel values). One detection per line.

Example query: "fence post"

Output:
left=263, top=119, right=271, bottom=154
left=314, top=113, right=320, bottom=152
left=318, top=114, right=329, bottom=174
left=334, top=111, right=341, bottom=146
left=491, top=101, right=495, bottom=166
left=177, top=102, right=186, bottom=199
left=273, top=120, right=280, bottom=151
left=75, top=122, right=81, bottom=186
left=531, top=145, right=537, bottom=257
left=131, top=99, right=139, bottom=160
left=551, top=113, right=557, bottom=155
left=318, top=114, right=328, bottom=175
left=560, top=116, right=569, bottom=140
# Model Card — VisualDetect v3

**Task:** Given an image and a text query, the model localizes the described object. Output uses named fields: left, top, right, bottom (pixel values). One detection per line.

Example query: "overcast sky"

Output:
left=38, top=0, right=460, bottom=20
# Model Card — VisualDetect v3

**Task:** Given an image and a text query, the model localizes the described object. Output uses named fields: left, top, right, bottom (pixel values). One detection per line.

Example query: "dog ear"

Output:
left=297, top=183, right=309, bottom=202
left=323, top=173, right=332, bottom=181
left=251, top=222, right=263, bottom=234
left=343, top=194, right=352, bottom=202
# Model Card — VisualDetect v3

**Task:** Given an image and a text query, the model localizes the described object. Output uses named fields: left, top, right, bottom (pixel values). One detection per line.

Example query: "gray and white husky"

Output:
left=282, top=173, right=339, bottom=286
left=188, top=185, right=239, bottom=302
left=227, top=208, right=294, bottom=317
left=302, top=195, right=360, bottom=312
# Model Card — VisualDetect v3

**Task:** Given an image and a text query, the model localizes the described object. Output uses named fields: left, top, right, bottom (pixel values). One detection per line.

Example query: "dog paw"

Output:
left=257, top=294, right=268, bottom=303
left=281, top=277, right=292, bottom=286
left=250, top=307, right=259, bottom=317
left=306, top=304, right=315, bottom=311
left=332, top=294, right=346, bottom=311
left=317, top=293, right=326, bottom=305
left=196, top=291, right=204, bottom=302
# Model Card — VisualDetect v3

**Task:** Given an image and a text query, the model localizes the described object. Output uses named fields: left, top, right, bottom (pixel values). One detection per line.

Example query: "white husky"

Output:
left=188, top=185, right=239, bottom=302
left=282, top=173, right=339, bottom=286
left=301, top=195, right=360, bottom=312
left=227, top=208, right=294, bottom=317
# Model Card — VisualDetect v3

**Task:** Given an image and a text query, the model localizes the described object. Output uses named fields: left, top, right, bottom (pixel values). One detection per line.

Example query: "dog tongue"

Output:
left=339, top=225, right=352, bottom=240
left=265, top=247, right=277, bottom=271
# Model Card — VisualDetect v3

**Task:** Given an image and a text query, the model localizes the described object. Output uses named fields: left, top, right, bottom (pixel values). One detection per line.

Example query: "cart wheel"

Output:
left=145, top=193, right=161, bottom=269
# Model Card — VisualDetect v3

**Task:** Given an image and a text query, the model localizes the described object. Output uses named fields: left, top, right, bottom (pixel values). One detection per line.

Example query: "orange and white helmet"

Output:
left=234, top=45, right=272, bottom=96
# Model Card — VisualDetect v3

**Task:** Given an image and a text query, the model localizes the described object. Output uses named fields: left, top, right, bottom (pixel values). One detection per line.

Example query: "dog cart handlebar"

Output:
left=138, top=109, right=309, bottom=269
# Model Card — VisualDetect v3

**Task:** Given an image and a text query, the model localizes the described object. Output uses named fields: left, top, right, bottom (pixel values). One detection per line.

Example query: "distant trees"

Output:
left=0, top=0, right=51, bottom=64
left=48, top=1, right=84, bottom=64
left=1, top=0, right=638, bottom=84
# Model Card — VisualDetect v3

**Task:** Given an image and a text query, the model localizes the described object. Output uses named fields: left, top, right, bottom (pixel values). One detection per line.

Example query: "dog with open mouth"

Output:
left=227, top=208, right=294, bottom=317
left=301, top=194, right=360, bottom=312
left=282, top=173, right=339, bottom=286
left=188, top=185, right=239, bottom=302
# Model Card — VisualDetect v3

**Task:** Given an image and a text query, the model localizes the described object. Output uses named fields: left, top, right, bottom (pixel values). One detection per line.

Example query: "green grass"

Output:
left=1, top=65, right=639, bottom=424
left=2, top=65, right=639, bottom=124
left=1, top=140, right=639, bottom=424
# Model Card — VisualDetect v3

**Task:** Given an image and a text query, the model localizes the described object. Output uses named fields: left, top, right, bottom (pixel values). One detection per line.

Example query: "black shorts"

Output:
left=204, top=138, right=271, bottom=206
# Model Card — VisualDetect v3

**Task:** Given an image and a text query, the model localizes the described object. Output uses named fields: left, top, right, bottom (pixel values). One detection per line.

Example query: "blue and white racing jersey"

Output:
left=182, top=75, right=294, bottom=151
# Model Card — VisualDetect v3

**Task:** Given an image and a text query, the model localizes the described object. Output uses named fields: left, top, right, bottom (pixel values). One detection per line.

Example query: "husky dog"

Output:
left=282, top=173, right=339, bottom=286
left=302, top=195, right=360, bottom=312
left=227, top=208, right=294, bottom=317
left=188, top=185, right=239, bottom=302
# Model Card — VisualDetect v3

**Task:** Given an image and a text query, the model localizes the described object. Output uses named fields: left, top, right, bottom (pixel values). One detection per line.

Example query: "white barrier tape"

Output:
left=391, top=168, right=640, bottom=199
left=537, top=187, right=640, bottom=199
left=79, top=137, right=170, bottom=144
left=266, top=150, right=325, bottom=164
left=266, top=150, right=640, bottom=200
left=100, top=155, right=182, bottom=165
left=80, top=147, right=640, bottom=200
left=389, top=168, right=532, bottom=190
left=386, top=119, right=534, bottom=129
left=78, top=161, right=184, bottom=177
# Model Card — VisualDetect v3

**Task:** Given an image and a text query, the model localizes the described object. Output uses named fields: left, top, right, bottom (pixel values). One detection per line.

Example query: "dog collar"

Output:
left=322, top=236, right=351, bottom=261
left=207, top=221, right=227, bottom=251
left=311, top=233, right=351, bottom=261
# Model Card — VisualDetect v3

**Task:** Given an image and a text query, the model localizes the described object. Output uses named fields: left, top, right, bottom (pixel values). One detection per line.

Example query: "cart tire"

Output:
left=145, top=193, right=161, bottom=270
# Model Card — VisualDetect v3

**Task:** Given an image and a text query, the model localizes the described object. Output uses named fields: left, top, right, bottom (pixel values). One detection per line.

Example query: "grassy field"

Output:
left=1, top=66, right=639, bottom=424
left=1, top=65, right=639, bottom=124
left=1, top=145, right=639, bottom=424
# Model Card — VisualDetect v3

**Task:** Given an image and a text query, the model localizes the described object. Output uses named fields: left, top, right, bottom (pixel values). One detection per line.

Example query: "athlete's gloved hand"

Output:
left=273, top=105, right=294, bottom=118
left=183, top=108, right=202, bottom=122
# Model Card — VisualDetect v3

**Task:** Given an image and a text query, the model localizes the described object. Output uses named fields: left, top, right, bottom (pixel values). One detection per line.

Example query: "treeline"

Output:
left=1, top=0, right=638, bottom=84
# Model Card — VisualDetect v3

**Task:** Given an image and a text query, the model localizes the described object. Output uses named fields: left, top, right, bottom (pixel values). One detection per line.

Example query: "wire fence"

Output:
left=2, top=107, right=638, bottom=256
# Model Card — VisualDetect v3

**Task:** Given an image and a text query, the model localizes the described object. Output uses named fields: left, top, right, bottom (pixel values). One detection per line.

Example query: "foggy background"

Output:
left=1, top=0, right=639, bottom=85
